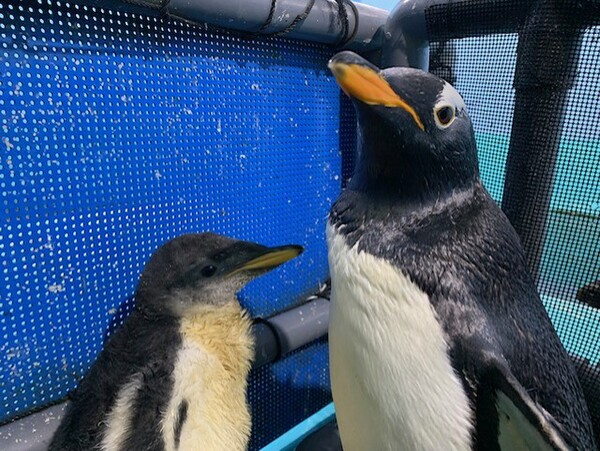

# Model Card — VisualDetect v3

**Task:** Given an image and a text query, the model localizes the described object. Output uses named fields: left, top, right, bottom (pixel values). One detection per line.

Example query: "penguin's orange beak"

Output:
left=328, top=51, right=425, bottom=131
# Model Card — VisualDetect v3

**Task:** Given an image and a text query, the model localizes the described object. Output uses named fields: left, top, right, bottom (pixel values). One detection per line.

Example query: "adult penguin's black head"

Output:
left=136, top=233, right=303, bottom=317
left=329, top=51, right=479, bottom=202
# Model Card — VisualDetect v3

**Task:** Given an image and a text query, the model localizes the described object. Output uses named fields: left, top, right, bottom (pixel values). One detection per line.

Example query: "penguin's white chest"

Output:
left=161, top=340, right=251, bottom=451
left=327, top=223, right=473, bottom=451
left=99, top=305, right=252, bottom=451
left=161, top=307, right=253, bottom=451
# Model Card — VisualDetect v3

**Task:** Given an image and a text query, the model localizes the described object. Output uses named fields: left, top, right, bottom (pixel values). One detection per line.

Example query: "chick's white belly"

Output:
left=162, top=341, right=251, bottom=451
left=327, top=224, right=473, bottom=451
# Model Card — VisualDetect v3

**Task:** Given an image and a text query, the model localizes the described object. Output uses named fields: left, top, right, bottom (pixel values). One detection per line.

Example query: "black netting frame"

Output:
left=426, top=0, right=600, bottom=444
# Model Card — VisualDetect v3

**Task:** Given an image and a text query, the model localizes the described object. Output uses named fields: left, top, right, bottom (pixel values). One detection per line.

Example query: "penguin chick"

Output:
left=326, top=51, right=596, bottom=451
left=49, top=233, right=303, bottom=451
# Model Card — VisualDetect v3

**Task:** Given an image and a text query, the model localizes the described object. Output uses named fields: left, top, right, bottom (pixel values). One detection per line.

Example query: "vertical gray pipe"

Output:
left=380, top=0, right=434, bottom=70
left=380, top=0, right=535, bottom=70
left=501, top=0, right=582, bottom=282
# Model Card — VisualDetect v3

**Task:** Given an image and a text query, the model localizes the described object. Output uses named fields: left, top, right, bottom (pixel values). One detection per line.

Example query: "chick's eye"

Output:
left=435, top=106, right=455, bottom=127
left=201, top=265, right=217, bottom=277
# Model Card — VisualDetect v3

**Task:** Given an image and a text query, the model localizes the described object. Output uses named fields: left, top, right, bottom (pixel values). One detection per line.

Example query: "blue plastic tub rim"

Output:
left=261, top=402, right=336, bottom=451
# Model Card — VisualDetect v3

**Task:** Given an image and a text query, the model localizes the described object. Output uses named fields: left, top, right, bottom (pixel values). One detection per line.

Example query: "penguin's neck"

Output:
left=179, top=301, right=253, bottom=378
left=351, top=124, right=477, bottom=206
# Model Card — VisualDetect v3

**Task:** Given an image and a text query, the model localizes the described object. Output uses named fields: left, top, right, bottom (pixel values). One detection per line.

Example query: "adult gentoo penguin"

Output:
left=326, top=51, right=597, bottom=450
left=50, top=233, right=303, bottom=451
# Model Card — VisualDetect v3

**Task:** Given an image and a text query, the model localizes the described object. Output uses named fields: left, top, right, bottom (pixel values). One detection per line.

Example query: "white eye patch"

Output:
left=433, top=81, right=466, bottom=129
left=435, top=81, right=466, bottom=112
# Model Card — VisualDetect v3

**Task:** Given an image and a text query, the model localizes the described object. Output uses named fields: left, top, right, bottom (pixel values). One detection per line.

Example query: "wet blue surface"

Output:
left=0, top=1, right=336, bottom=443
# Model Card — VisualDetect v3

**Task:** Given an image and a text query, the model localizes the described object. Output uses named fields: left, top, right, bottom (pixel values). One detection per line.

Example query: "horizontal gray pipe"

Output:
left=72, top=0, right=388, bottom=51
left=268, top=296, right=329, bottom=352
left=254, top=296, right=330, bottom=367
left=162, top=0, right=388, bottom=51
left=0, top=403, right=68, bottom=451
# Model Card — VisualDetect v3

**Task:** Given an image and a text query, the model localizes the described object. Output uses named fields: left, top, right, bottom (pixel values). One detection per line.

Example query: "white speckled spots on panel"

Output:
left=0, top=0, right=339, bottom=431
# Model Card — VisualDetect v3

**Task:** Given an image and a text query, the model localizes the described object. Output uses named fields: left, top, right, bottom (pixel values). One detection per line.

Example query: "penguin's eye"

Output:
left=434, top=105, right=455, bottom=129
left=201, top=265, right=217, bottom=277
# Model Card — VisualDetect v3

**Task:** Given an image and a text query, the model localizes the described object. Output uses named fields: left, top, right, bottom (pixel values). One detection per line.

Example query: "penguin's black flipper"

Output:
left=476, top=360, right=571, bottom=451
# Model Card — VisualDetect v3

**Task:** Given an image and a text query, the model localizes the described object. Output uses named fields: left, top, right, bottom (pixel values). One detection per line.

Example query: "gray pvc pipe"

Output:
left=380, top=0, right=544, bottom=70
left=381, top=0, right=437, bottom=70
left=0, top=403, right=68, bottom=451
left=166, top=0, right=388, bottom=51
left=253, top=296, right=330, bottom=368
left=263, top=297, right=330, bottom=355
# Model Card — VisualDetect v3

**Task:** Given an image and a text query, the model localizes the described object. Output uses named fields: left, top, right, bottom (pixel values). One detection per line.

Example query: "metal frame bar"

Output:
left=166, top=0, right=387, bottom=51
left=61, top=0, right=388, bottom=51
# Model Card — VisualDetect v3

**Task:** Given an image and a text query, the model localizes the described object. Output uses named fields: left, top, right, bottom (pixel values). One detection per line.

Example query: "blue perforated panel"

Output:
left=0, top=0, right=337, bottom=441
